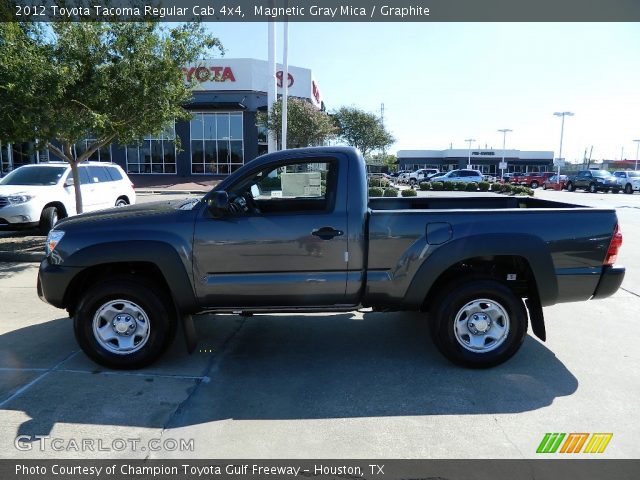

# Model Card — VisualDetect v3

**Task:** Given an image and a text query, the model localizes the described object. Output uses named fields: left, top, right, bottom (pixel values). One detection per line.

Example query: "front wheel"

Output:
left=429, top=279, right=528, bottom=368
left=74, top=278, right=177, bottom=369
left=115, top=197, right=129, bottom=207
left=589, top=183, right=597, bottom=193
left=625, top=184, right=633, bottom=194
left=530, top=181, right=539, bottom=189
left=409, top=179, right=417, bottom=186
left=39, top=206, right=59, bottom=235
left=567, top=182, right=575, bottom=192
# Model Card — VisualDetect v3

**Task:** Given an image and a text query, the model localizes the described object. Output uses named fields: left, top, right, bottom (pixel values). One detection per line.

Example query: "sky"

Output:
left=205, top=22, right=640, bottom=162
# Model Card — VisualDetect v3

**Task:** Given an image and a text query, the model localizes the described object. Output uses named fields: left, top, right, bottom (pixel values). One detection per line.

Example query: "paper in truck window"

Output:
left=270, top=190, right=283, bottom=198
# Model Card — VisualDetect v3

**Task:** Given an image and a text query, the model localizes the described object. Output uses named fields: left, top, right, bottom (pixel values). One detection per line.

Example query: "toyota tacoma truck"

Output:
left=37, top=147, right=625, bottom=369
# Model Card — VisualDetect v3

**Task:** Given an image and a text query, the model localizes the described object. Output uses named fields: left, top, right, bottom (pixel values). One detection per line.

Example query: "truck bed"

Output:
left=368, top=196, right=584, bottom=211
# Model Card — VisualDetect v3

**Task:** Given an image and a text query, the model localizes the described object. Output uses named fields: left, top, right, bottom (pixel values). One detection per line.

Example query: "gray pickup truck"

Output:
left=38, top=147, right=625, bottom=369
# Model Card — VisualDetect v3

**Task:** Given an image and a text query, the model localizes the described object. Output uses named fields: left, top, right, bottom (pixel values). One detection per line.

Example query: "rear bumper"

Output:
left=37, top=258, right=81, bottom=309
left=592, top=265, right=625, bottom=299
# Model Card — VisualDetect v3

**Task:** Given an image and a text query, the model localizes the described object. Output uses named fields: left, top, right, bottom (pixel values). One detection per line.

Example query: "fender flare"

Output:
left=63, top=240, right=198, bottom=313
left=403, top=233, right=558, bottom=308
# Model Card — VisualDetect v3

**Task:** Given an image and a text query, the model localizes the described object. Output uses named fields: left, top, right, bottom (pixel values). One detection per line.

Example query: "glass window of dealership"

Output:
left=0, top=59, right=323, bottom=178
left=397, top=149, right=554, bottom=174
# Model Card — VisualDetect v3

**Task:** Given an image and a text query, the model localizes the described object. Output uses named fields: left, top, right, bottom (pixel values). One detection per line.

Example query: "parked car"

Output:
left=566, top=170, right=620, bottom=193
left=515, top=172, right=555, bottom=189
left=409, top=168, right=439, bottom=185
left=0, top=162, right=135, bottom=234
left=38, top=146, right=624, bottom=369
left=429, top=169, right=483, bottom=183
left=542, top=174, right=568, bottom=191
left=613, top=170, right=640, bottom=194
left=506, top=172, right=526, bottom=184
left=397, top=171, right=413, bottom=183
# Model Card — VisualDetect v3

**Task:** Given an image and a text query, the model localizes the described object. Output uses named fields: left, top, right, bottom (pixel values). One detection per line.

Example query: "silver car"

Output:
left=429, top=169, right=484, bottom=183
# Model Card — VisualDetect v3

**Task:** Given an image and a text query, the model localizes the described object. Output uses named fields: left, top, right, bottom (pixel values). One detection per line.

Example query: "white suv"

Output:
left=0, top=162, right=136, bottom=234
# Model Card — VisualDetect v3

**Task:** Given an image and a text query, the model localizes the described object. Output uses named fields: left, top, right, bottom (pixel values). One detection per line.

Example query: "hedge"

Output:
left=383, top=187, right=399, bottom=197
left=368, top=187, right=383, bottom=197
left=401, top=188, right=418, bottom=197
left=454, top=181, right=467, bottom=191
left=419, top=182, right=431, bottom=191
left=369, top=178, right=390, bottom=188
left=478, top=181, right=490, bottom=192
left=465, top=182, right=478, bottom=192
left=431, top=181, right=444, bottom=191
left=443, top=181, right=455, bottom=191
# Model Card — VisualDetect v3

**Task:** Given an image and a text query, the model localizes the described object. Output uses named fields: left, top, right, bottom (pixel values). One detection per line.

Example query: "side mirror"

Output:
left=64, top=178, right=74, bottom=187
left=208, top=191, right=229, bottom=217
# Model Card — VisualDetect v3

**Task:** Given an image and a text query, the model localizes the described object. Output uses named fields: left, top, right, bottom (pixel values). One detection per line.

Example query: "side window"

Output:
left=229, top=160, right=337, bottom=214
left=88, top=166, right=111, bottom=183
left=106, top=167, right=123, bottom=181
left=449, top=172, right=459, bottom=178
left=78, top=167, right=91, bottom=185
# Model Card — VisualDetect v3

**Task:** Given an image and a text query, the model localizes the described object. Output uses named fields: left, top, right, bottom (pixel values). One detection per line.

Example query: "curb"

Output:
left=0, top=251, right=44, bottom=263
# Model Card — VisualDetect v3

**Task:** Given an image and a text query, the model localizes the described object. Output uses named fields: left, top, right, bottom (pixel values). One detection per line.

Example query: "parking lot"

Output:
left=0, top=188, right=639, bottom=459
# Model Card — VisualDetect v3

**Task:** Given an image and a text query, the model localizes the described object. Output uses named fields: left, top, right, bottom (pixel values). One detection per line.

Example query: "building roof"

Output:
left=397, top=148, right=554, bottom=160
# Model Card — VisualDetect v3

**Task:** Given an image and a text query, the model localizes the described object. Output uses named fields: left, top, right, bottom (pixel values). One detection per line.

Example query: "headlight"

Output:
left=46, top=230, right=65, bottom=255
left=7, top=194, right=34, bottom=205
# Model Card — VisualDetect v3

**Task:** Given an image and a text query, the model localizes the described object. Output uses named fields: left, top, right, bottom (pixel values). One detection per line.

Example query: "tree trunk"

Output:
left=69, top=161, right=83, bottom=214
left=62, top=142, right=84, bottom=214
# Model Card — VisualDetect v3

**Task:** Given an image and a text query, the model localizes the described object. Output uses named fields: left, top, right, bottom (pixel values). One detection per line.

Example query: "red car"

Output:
left=542, top=174, right=568, bottom=191
left=516, top=172, right=555, bottom=189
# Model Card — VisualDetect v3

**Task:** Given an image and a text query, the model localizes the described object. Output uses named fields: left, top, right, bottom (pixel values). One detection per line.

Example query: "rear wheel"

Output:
left=429, top=279, right=528, bottom=368
left=567, top=182, right=575, bottom=192
left=74, top=277, right=176, bottom=369
left=409, top=178, right=417, bottom=186
left=542, top=183, right=547, bottom=190
left=115, top=197, right=129, bottom=207
left=625, top=183, right=633, bottom=194
left=39, top=206, right=59, bottom=235
left=530, top=181, right=539, bottom=189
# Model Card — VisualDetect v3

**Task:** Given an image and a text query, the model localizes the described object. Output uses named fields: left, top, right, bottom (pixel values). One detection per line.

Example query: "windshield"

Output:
left=0, top=166, right=67, bottom=186
left=591, top=170, right=613, bottom=177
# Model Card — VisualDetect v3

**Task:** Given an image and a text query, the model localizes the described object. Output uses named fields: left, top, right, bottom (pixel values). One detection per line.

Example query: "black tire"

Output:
left=625, top=184, right=633, bottom=194
left=612, top=189, right=619, bottom=194
left=530, top=181, right=539, bottom=189
left=409, top=178, right=417, bottom=186
left=39, top=206, right=59, bottom=235
left=589, top=183, right=597, bottom=193
left=542, top=183, right=547, bottom=190
left=429, top=279, right=528, bottom=369
left=567, top=182, right=575, bottom=192
left=115, top=197, right=129, bottom=207
left=74, top=277, right=177, bottom=369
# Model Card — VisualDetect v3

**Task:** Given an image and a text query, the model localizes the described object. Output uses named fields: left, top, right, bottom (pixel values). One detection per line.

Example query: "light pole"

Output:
left=634, top=140, right=640, bottom=170
left=498, top=129, right=512, bottom=180
left=465, top=138, right=475, bottom=169
left=553, top=111, right=574, bottom=177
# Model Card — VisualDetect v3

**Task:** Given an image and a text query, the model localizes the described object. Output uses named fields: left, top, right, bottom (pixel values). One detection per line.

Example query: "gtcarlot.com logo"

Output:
left=536, top=433, right=613, bottom=454
left=14, top=435, right=194, bottom=452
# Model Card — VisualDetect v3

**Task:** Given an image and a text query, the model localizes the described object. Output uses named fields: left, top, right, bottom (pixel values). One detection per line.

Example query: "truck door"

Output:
left=193, top=156, right=350, bottom=308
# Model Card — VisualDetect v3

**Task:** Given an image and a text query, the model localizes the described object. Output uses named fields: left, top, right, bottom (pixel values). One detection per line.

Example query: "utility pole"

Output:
left=498, top=129, right=512, bottom=180
left=553, top=111, right=574, bottom=177
left=465, top=138, right=475, bottom=169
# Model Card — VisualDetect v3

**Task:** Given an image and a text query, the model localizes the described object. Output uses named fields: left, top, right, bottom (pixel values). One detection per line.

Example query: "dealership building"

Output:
left=0, top=58, right=324, bottom=178
left=397, top=148, right=554, bottom=174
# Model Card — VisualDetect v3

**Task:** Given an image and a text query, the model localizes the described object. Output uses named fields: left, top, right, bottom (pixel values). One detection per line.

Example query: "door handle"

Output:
left=312, top=227, right=344, bottom=240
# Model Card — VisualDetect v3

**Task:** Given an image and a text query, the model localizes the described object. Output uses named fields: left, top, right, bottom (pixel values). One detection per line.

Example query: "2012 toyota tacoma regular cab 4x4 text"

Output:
left=37, top=147, right=625, bottom=369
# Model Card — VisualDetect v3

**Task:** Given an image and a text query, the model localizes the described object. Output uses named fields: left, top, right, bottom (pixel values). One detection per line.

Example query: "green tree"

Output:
left=256, top=98, right=337, bottom=149
left=367, top=152, right=397, bottom=172
left=332, top=106, right=395, bottom=157
left=0, top=22, right=222, bottom=213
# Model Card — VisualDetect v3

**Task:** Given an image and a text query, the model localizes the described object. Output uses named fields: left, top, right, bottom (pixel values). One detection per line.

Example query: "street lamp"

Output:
left=553, top=111, right=574, bottom=177
left=465, top=138, right=475, bottom=169
left=498, top=129, right=512, bottom=180
left=634, top=139, right=640, bottom=170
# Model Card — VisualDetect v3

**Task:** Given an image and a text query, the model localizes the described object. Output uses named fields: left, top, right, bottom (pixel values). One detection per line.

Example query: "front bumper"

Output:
left=0, top=202, right=42, bottom=228
left=37, top=257, right=81, bottom=309
left=592, top=265, right=625, bottom=299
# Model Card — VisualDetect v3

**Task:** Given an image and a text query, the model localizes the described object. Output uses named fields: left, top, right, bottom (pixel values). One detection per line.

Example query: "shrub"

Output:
left=454, top=181, right=466, bottom=191
left=500, top=183, right=513, bottom=194
left=383, top=187, right=399, bottom=197
left=368, top=187, right=383, bottom=197
left=490, top=182, right=502, bottom=192
left=443, top=181, right=455, bottom=191
left=431, top=181, right=444, bottom=191
left=401, top=188, right=418, bottom=197
left=466, top=182, right=478, bottom=192
left=478, top=181, right=490, bottom=192
left=516, top=187, right=534, bottom=197
left=370, top=177, right=390, bottom=188
left=419, top=182, right=431, bottom=191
